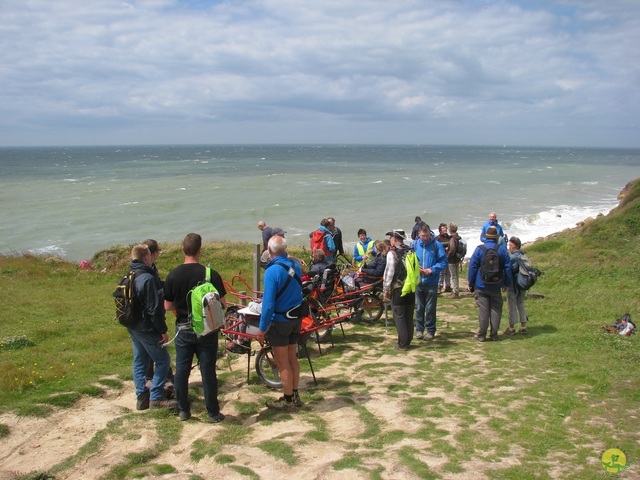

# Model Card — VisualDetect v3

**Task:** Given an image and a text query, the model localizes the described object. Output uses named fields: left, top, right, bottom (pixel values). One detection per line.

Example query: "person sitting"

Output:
left=353, top=228, right=375, bottom=268
left=357, top=240, right=388, bottom=284
left=308, top=249, right=330, bottom=278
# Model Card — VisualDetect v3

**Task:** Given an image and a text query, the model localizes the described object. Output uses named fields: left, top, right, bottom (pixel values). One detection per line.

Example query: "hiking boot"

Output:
left=136, top=390, right=150, bottom=411
left=179, top=410, right=191, bottom=421
left=444, top=287, right=452, bottom=293
left=503, top=327, right=516, bottom=336
left=448, top=293, right=459, bottom=299
left=266, top=397, right=296, bottom=412
left=293, top=391, right=304, bottom=408
left=207, top=412, right=225, bottom=423
left=424, top=332, right=435, bottom=340
left=150, top=399, right=179, bottom=412
left=520, top=327, right=527, bottom=335
left=416, top=331, right=424, bottom=339
left=473, top=334, right=486, bottom=342
left=490, top=335, right=498, bottom=341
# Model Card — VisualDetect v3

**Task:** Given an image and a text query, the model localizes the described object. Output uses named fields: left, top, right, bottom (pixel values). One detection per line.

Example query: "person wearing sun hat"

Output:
left=383, top=229, right=419, bottom=350
left=467, top=226, right=513, bottom=342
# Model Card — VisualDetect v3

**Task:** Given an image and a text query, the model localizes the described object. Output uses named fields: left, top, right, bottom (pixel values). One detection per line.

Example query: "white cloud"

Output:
left=0, top=0, right=638, bottom=146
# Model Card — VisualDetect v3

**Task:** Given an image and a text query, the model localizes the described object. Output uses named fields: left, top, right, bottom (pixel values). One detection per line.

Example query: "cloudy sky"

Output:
left=1, top=0, right=638, bottom=148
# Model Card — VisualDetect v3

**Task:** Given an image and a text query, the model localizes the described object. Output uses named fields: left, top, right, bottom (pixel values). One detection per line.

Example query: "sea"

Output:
left=1, top=144, right=639, bottom=263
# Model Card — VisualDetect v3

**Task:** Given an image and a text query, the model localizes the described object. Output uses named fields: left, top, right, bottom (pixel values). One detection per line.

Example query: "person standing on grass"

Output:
left=504, top=236, right=528, bottom=335
left=126, top=244, right=175, bottom=412
left=327, top=217, right=345, bottom=257
left=164, top=233, right=227, bottom=423
left=412, top=224, right=448, bottom=340
left=436, top=223, right=451, bottom=293
left=447, top=224, right=462, bottom=299
left=467, top=226, right=513, bottom=342
left=258, top=235, right=305, bottom=411
left=383, top=229, right=419, bottom=350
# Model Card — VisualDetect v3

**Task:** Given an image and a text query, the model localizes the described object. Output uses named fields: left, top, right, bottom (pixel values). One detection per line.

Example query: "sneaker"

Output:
left=448, top=293, right=459, bottom=299
left=503, top=327, right=516, bottom=336
left=266, top=397, right=296, bottom=411
left=424, top=332, right=435, bottom=340
left=473, top=334, right=486, bottom=342
left=293, top=391, right=304, bottom=408
left=444, top=287, right=453, bottom=293
left=179, top=410, right=191, bottom=421
left=150, top=399, right=179, bottom=412
left=520, top=327, right=527, bottom=335
left=136, top=390, right=150, bottom=411
left=416, top=331, right=424, bottom=339
left=207, top=412, right=225, bottom=423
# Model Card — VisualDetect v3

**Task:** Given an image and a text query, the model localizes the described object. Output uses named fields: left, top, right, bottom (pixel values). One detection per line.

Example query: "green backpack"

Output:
left=187, top=267, right=224, bottom=337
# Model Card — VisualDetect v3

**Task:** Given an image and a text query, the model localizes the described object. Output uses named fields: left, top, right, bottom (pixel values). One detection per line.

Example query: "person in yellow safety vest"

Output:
left=353, top=229, right=375, bottom=267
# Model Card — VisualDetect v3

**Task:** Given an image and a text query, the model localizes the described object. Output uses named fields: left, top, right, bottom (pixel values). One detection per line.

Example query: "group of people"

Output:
left=125, top=231, right=307, bottom=419
left=259, top=212, right=528, bottom=351
left=125, top=212, right=530, bottom=417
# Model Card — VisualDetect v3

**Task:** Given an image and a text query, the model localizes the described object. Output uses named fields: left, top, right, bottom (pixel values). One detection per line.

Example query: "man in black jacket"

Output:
left=127, top=244, right=175, bottom=411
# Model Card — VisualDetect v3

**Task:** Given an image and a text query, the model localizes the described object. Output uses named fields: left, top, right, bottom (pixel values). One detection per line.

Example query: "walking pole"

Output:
left=303, top=344, right=318, bottom=386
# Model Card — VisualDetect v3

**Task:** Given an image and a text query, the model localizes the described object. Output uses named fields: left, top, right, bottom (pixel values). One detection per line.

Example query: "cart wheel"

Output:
left=309, top=326, right=333, bottom=343
left=255, top=348, right=282, bottom=389
left=361, top=294, right=384, bottom=321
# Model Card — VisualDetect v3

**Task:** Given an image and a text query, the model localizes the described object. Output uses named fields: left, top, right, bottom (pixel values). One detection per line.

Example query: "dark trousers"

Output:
left=392, top=288, right=415, bottom=348
left=174, top=329, right=220, bottom=417
left=476, top=289, right=503, bottom=339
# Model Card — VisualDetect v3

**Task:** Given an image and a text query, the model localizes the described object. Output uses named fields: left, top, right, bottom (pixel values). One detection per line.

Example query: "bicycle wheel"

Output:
left=309, top=325, right=333, bottom=343
left=255, top=348, right=282, bottom=389
left=361, top=294, right=384, bottom=322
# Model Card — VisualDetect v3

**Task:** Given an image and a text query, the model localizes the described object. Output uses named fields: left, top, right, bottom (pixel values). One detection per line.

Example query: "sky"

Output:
left=1, top=0, right=639, bottom=148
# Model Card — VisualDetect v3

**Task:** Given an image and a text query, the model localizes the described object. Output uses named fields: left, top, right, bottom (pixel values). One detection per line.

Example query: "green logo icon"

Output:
left=601, top=448, right=636, bottom=476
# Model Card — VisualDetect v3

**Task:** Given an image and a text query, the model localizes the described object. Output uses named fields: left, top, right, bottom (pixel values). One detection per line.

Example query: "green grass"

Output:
left=1, top=180, right=640, bottom=479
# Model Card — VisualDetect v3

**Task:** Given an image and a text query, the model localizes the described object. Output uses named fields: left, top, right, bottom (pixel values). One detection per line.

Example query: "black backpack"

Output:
left=113, top=270, right=142, bottom=328
left=454, top=236, right=467, bottom=261
left=478, top=245, right=503, bottom=284
left=393, top=244, right=410, bottom=283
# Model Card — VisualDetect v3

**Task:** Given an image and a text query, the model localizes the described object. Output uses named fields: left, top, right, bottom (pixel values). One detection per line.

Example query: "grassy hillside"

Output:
left=0, top=178, right=638, bottom=479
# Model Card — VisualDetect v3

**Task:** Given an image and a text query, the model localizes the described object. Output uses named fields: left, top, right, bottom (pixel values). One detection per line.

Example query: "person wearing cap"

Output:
left=467, top=226, right=513, bottom=342
left=411, top=223, right=448, bottom=340
left=383, top=229, right=418, bottom=350
left=480, top=212, right=505, bottom=243
left=258, top=235, right=305, bottom=411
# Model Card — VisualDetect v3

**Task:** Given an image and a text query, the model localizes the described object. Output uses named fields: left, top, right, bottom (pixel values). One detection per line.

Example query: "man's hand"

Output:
left=468, top=286, right=475, bottom=293
left=257, top=330, right=266, bottom=344
left=160, top=332, right=169, bottom=345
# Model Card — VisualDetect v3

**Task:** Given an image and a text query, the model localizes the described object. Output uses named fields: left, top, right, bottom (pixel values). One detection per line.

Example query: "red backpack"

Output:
left=310, top=229, right=331, bottom=258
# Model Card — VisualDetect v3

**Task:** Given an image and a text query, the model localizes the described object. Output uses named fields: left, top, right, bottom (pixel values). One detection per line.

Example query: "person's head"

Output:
left=414, top=216, right=422, bottom=223
left=357, top=228, right=367, bottom=242
left=485, top=226, right=500, bottom=241
left=438, top=223, right=447, bottom=234
left=257, top=220, right=266, bottom=231
left=489, top=212, right=498, bottom=223
left=386, top=229, right=406, bottom=245
left=143, top=238, right=161, bottom=263
left=272, top=227, right=286, bottom=238
left=320, top=218, right=329, bottom=227
left=131, top=244, right=151, bottom=265
left=419, top=224, right=432, bottom=242
left=312, top=249, right=326, bottom=263
left=182, top=233, right=202, bottom=257
left=327, top=217, right=336, bottom=231
left=375, top=240, right=388, bottom=255
left=268, top=234, right=287, bottom=257
left=508, top=236, right=521, bottom=252
left=449, top=223, right=458, bottom=234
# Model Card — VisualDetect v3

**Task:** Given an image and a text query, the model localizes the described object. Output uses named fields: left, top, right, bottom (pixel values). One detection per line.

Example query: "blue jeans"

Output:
left=415, top=283, right=438, bottom=334
left=174, top=329, right=220, bottom=417
left=128, top=329, right=171, bottom=401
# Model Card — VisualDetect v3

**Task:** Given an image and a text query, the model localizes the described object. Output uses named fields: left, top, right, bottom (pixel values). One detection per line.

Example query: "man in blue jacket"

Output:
left=480, top=212, right=505, bottom=242
left=468, top=226, right=514, bottom=341
left=411, top=224, right=448, bottom=340
left=258, top=235, right=305, bottom=411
